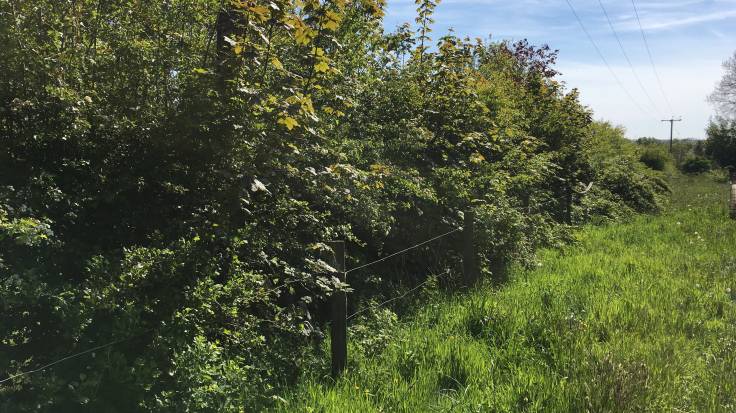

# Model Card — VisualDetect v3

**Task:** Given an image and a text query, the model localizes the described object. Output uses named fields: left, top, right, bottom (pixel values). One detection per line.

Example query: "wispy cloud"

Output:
left=618, top=8, right=736, bottom=31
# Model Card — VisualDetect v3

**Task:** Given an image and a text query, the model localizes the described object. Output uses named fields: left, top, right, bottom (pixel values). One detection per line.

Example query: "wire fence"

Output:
left=0, top=224, right=467, bottom=386
left=341, top=228, right=463, bottom=321
left=2, top=187, right=598, bottom=384
left=0, top=329, right=154, bottom=385
left=345, top=227, right=461, bottom=275
left=346, top=270, right=452, bottom=321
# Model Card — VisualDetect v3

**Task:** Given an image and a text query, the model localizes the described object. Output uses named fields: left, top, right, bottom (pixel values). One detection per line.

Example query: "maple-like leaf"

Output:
left=278, top=116, right=299, bottom=130
left=314, top=61, right=329, bottom=73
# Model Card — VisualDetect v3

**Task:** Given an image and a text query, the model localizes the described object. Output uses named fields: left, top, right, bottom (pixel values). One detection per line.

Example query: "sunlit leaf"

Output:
left=314, top=61, right=329, bottom=73
left=249, top=5, right=270, bottom=22
left=223, top=36, right=236, bottom=46
left=278, top=116, right=299, bottom=130
left=270, top=57, right=284, bottom=71
left=470, top=152, right=486, bottom=164
left=250, top=178, right=271, bottom=194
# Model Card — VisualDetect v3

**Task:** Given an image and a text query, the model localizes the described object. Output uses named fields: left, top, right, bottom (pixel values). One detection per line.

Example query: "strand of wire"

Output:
left=347, top=270, right=452, bottom=321
left=630, top=0, right=674, bottom=115
left=563, top=0, right=655, bottom=119
left=2, top=228, right=456, bottom=383
left=596, top=0, right=662, bottom=117
left=264, top=277, right=306, bottom=297
left=261, top=228, right=460, bottom=297
left=344, top=227, right=461, bottom=275
left=0, top=329, right=154, bottom=385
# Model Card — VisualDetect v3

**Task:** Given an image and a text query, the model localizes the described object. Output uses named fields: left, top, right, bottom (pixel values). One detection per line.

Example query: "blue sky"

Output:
left=382, top=0, right=736, bottom=139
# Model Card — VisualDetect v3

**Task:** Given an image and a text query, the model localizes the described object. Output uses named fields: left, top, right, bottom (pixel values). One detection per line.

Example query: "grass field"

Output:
left=279, top=174, right=736, bottom=412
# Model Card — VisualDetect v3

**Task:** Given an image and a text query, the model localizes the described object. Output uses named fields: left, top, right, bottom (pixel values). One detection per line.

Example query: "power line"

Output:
left=596, top=0, right=662, bottom=117
left=563, top=0, right=655, bottom=119
left=631, top=0, right=675, bottom=115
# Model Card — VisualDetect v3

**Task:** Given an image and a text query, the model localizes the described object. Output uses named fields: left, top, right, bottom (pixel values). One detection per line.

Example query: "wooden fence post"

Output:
left=566, top=185, right=573, bottom=225
left=328, top=240, right=347, bottom=378
left=730, top=169, right=736, bottom=220
left=462, top=210, right=479, bottom=287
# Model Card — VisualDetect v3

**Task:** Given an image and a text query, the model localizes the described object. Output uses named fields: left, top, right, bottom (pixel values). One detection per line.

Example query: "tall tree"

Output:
left=709, top=51, right=736, bottom=118
left=705, top=118, right=736, bottom=168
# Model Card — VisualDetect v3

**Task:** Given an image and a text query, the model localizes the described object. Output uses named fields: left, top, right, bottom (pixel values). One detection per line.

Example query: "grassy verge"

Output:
left=279, top=174, right=736, bottom=412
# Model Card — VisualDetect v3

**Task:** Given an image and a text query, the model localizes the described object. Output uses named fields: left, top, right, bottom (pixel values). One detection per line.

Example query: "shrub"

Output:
left=583, top=122, right=671, bottom=220
left=0, top=0, right=673, bottom=410
left=681, top=157, right=712, bottom=174
left=639, top=148, right=669, bottom=171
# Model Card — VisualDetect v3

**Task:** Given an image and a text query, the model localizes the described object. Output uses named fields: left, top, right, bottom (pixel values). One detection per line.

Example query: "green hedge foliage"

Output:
left=681, top=157, right=712, bottom=174
left=0, top=0, right=669, bottom=411
left=639, top=147, right=670, bottom=171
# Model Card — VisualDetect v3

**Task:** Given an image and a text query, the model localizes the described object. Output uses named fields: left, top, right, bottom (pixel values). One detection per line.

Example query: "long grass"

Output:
left=278, top=174, right=736, bottom=412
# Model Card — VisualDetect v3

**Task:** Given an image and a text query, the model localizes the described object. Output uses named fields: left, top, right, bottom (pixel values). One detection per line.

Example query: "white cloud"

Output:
left=618, top=8, right=736, bottom=31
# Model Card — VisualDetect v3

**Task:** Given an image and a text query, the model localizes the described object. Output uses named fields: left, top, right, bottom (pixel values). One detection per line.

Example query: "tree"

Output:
left=705, top=117, right=736, bottom=168
left=709, top=51, right=736, bottom=118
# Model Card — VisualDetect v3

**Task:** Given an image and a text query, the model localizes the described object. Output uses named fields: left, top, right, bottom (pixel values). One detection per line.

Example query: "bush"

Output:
left=639, top=148, right=669, bottom=171
left=681, top=157, right=712, bottom=174
left=583, top=123, right=671, bottom=221
left=0, top=0, right=673, bottom=410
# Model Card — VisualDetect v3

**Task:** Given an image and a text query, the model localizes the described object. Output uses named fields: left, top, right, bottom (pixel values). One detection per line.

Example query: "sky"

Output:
left=382, top=0, right=736, bottom=139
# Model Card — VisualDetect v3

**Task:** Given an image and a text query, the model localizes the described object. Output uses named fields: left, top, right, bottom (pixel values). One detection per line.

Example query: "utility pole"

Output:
left=661, top=117, right=682, bottom=153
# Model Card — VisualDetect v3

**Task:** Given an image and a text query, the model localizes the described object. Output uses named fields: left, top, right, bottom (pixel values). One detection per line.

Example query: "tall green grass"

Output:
left=279, top=175, right=736, bottom=412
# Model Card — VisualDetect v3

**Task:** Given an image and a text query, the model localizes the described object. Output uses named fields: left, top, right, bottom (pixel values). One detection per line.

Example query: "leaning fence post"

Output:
left=328, top=240, right=347, bottom=378
left=730, top=169, right=736, bottom=220
left=462, top=210, right=479, bottom=287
